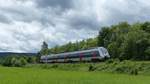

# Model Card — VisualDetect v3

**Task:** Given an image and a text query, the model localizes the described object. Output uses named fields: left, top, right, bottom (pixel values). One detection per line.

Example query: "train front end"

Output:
left=98, top=47, right=110, bottom=59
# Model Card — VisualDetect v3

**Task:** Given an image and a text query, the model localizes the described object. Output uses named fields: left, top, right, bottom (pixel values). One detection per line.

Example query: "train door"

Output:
left=79, top=53, right=83, bottom=61
left=92, top=51, right=99, bottom=62
left=64, top=55, right=67, bottom=63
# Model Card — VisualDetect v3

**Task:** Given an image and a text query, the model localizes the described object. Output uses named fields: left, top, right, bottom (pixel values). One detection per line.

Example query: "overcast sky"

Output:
left=0, top=0, right=150, bottom=52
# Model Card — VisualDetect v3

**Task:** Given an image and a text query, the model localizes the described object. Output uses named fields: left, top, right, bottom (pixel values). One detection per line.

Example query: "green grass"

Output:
left=0, top=66, right=150, bottom=84
left=24, top=60, right=150, bottom=75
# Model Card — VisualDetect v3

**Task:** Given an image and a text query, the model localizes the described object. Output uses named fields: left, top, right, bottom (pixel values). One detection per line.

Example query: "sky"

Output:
left=0, top=0, right=150, bottom=52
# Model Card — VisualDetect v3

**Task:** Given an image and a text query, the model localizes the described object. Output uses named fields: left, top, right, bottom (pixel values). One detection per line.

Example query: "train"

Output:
left=40, top=47, right=110, bottom=63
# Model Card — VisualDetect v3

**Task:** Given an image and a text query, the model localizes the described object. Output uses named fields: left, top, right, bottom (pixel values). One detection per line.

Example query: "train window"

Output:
left=45, top=50, right=100, bottom=60
left=82, top=52, right=93, bottom=57
left=67, top=53, right=79, bottom=58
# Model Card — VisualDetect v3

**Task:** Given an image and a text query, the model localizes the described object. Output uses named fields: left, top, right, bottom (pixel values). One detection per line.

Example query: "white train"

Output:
left=40, top=47, right=110, bottom=63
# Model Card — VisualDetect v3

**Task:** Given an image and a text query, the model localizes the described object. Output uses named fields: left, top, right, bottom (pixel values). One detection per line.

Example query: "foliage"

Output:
left=39, top=41, right=49, bottom=55
left=27, top=57, right=37, bottom=63
left=2, top=56, right=26, bottom=67
left=50, top=38, right=98, bottom=54
left=1, top=55, right=36, bottom=67
left=88, top=65, right=95, bottom=71
left=48, top=22, right=150, bottom=61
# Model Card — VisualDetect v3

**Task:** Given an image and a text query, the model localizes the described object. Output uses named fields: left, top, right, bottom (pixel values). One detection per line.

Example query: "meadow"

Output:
left=0, top=65, right=150, bottom=84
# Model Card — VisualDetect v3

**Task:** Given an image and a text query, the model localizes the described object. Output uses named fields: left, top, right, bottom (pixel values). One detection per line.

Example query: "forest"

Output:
left=47, top=22, right=150, bottom=61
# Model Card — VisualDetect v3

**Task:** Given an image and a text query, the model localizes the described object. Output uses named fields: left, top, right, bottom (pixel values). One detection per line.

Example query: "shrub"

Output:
left=129, top=68, right=138, bottom=75
left=2, top=56, right=12, bottom=66
left=2, top=56, right=28, bottom=67
left=105, top=59, right=120, bottom=64
left=105, top=59, right=114, bottom=64
left=20, top=58, right=28, bottom=66
left=88, top=65, right=96, bottom=71
left=14, top=60, right=22, bottom=67
left=27, top=57, right=37, bottom=63
left=51, top=64, right=58, bottom=68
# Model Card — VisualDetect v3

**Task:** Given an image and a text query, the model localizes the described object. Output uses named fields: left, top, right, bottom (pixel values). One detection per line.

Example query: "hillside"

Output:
left=0, top=52, right=37, bottom=57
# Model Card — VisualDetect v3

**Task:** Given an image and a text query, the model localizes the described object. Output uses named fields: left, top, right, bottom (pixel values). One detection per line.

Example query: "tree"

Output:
left=120, top=30, right=150, bottom=60
left=40, top=41, right=49, bottom=55
left=36, top=41, right=49, bottom=63
left=141, top=22, right=150, bottom=33
left=98, top=27, right=110, bottom=47
left=107, top=42, right=119, bottom=58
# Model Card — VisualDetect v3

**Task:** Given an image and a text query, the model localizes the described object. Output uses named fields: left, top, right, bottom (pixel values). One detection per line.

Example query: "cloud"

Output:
left=35, top=0, right=74, bottom=10
left=0, top=13, right=11, bottom=23
left=90, top=0, right=150, bottom=25
left=0, top=0, right=150, bottom=52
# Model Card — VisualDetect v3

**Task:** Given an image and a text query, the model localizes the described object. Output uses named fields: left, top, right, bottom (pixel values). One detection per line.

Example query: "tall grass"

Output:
left=0, top=66, right=150, bottom=84
left=24, top=60, right=150, bottom=75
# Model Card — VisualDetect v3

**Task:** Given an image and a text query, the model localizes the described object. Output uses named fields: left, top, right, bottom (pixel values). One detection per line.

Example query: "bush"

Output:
left=14, top=60, right=22, bottom=67
left=129, top=68, right=138, bottom=75
left=2, top=56, right=28, bottom=67
left=27, top=57, right=37, bottom=63
left=2, top=56, right=13, bottom=66
left=105, top=59, right=114, bottom=64
left=51, top=64, right=58, bottom=68
left=20, top=58, right=28, bottom=66
left=105, top=59, right=120, bottom=64
left=88, top=65, right=96, bottom=71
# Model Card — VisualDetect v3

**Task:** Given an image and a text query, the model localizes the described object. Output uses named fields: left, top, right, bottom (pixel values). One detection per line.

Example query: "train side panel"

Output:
left=40, top=47, right=110, bottom=63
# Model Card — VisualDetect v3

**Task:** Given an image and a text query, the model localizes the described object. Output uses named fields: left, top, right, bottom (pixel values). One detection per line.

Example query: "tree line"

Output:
left=47, top=22, right=150, bottom=60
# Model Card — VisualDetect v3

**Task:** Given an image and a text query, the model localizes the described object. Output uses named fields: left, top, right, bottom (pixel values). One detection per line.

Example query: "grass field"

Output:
left=0, top=66, right=150, bottom=84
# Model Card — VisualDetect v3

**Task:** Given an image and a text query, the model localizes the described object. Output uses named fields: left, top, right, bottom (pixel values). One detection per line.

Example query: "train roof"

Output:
left=45, top=47, right=106, bottom=57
